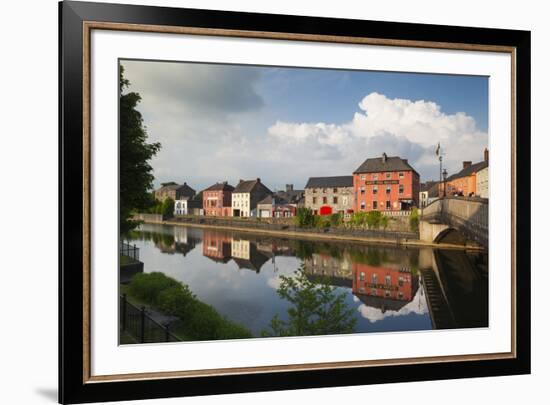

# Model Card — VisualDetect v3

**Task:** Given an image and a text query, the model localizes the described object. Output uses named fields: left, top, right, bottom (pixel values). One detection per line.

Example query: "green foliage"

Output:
left=120, top=66, right=161, bottom=234
left=315, top=215, right=331, bottom=229
left=161, top=198, right=175, bottom=219
left=380, top=215, right=389, bottom=230
left=329, top=213, right=343, bottom=227
left=295, top=207, right=315, bottom=228
left=263, top=265, right=357, bottom=337
left=350, top=210, right=386, bottom=229
left=365, top=210, right=383, bottom=229
left=409, top=207, right=419, bottom=232
left=128, top=272, right=180, bottom=306
left=127, top=272, right=252, bottom=340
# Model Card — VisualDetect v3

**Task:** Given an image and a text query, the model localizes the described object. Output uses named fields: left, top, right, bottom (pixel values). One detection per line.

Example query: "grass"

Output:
left=121, top=273, right=252, bottom=341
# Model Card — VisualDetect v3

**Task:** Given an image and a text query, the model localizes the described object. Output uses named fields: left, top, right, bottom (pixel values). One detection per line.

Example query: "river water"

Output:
left=124, top=223, right=488, bottom=337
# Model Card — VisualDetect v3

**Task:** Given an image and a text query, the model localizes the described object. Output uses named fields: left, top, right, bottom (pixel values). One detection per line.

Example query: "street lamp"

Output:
left=442, top=169, right=448, bottom=197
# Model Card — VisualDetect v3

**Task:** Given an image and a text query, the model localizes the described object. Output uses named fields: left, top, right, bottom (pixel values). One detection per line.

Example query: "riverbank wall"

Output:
left=136, top=215, right=483, bottom=250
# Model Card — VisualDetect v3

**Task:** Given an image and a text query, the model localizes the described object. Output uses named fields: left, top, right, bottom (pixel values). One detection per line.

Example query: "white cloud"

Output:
left=356, top=287, right=429, bottom=323
left=267, top=92, right=488, bottom=181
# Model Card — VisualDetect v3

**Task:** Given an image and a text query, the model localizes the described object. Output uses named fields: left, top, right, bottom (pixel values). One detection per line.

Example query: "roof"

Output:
left=234, top=179, right=272, bottom=194
left=446, top=160, right=489, bottom=182
left=257, top=195, right=289, bottom=206
left=274, top=189, right=304, bottom=203
left=420, top=181, right=438, bottom=192
left=305, top=176, right=353, bottom=189
left=156, top=182, right=195, bottom=195
left=353, top=155, right=418, bottom=175
left=204, top=182, right=234, bottom=192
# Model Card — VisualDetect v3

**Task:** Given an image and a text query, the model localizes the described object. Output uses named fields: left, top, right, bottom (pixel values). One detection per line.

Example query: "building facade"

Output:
left=444, top=149, right=489, bottom=197
left=202, top=182, right=234, bottom=217
left=231, top=178, right=272, bottom=217
left=476, top=166, right=489, bottom=199
left=304, top=176, right=354, bottom=216
left=257, top=195, right=297, bottom=218
left=353, top=153, right=420, bottom=212
left=154, top=182, right=195, bottom=202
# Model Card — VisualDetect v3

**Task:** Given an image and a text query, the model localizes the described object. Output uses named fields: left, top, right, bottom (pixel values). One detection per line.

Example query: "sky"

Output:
left=120, top=59, right=488, bottom=192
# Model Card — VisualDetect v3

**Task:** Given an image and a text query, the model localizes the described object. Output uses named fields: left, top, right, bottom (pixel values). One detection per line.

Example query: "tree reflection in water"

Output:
left=262, top=265, right=357, bottom=337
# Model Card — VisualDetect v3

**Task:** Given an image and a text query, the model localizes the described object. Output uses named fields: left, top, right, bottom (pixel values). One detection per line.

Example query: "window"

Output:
left=373, top=186, right=378, bottom=195
left=399, top=185, right=404, bottom=194
left=322, top=188, right=326, bottom=193
left=361, top=201, right=366, bottom=210
left=386, top=172, right=391, bottom=179
left=312, top=189, right=317, bottom=193
left=373, top=174, right=378, bottom=180
left=372, top=274, right=378, bottom=284
left=385, top=275, right=391, bottom=285
left=333, top=188, right=338, bottom=193
left=386, top=186, right=391, bottom=194
left=371, top=288, right=377, bottom=296
left=333, top=196, right=338, bottom=204
left=360, top=186, right=365, bottom=194
left=398, top=292, right=404, bottom=299
left=373, top=201, right=378, bottom=210
left=360, top=272, right=365, bottom=281
left=398, top=277, right=404, bottom=287
left=385, top=290, right=391, bottom=297
left=360, top=174, right=366, bottom=180
left=386, top=201, right=391, bottom=210
left=312, top=197, right=317, bottom=204
left=399, top=172, right=404, bottom=178
left=323, top=197, right=327, bottom=204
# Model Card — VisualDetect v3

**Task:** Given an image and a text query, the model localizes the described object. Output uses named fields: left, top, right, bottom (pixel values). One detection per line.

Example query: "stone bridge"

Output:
left=419, top=197, right=488, bottom=249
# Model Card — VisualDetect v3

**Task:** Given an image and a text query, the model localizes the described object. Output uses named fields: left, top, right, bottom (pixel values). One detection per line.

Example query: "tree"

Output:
left=295, top=207, right=315, bottom=228
left=263, top=266, right=357, bottom=337
left=409, top=207, right=419, bottom=232
left=161, top=197, right=175, bottom=219
left=119, top=66, right=161, bottom=234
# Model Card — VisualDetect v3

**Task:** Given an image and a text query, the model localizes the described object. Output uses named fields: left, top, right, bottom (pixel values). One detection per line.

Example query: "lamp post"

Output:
left=442, top=169, right=448, bottom=197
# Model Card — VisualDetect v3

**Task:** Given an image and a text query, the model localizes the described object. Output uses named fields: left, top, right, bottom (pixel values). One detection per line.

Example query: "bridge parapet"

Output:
left=421, top=197, right=488, bottom=248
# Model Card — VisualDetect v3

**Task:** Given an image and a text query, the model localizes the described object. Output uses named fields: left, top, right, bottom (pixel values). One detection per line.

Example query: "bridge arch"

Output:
left=433, top=227, right=467, bottom=245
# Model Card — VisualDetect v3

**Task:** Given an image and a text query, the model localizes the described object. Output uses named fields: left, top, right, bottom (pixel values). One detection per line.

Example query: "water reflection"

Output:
left=126, top=223, right=488, bottom=336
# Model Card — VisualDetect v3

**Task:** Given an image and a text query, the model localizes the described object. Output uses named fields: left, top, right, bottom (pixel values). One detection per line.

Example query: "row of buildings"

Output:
left=154, top=149, right=489, bottom=218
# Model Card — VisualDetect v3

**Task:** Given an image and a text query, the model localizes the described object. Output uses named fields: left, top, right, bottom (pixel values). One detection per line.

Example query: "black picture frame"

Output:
left=59, top=1, right=531, bottom=403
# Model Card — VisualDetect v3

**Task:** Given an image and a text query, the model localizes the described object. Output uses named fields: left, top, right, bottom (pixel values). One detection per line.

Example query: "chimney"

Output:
left=463, top=161, right=472, bottom=169
left=256, top=178, right=261, bottom=182
left=403, top=159, right=408, bottom=164
left=239, top=179, right=243, bottom=183
left=382, top=152, right=387, bottom=163
left=286, top=184, right=293, bottom=192
left=223, top=181, right=227, bottom=185
left=484, top=148, right=489, bottom=162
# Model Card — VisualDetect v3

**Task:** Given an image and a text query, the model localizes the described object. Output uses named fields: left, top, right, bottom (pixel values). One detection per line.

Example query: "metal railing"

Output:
left=120, top=294, right=180, bottom=343
left=120, top=241, right=140, bottom=261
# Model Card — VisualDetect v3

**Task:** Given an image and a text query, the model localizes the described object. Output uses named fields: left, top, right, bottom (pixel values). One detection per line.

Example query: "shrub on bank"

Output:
left=128, top=272, right=252, bottom=340
left=410, top=207, right=419, bottom=232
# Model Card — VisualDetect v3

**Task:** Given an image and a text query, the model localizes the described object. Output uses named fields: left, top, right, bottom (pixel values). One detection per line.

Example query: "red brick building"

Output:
left=352, top=263, right=417, bottom=303
left=353, top=153, right=420, bottom=212
left=202, top=182, right=234, bottom=217
left=201, top=229, right=232, bottom=263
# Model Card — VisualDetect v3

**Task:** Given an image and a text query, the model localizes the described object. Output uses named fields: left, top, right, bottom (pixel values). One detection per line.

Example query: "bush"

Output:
left=329, top=213, right=343, bottom=227
left=409, top=207, right=419, bottom=232
left=128, top=272, right=180, bottom=306
left=295, top=207, right=315, bottom=228
left=127, top=272, right=252, bottom=340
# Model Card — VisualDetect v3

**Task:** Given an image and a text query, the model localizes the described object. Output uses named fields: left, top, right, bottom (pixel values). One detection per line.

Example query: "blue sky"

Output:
left=121, top=60, right=488, bottom=191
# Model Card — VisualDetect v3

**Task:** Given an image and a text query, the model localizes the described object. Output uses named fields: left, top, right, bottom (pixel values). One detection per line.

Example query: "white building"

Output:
left=476, top=166, right=489, bottom=198
left=174, top=199, right=190, bottom=215
left=231, top=178, right=271, bottom=217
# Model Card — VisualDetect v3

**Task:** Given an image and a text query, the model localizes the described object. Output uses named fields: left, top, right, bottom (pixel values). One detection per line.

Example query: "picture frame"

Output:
left=59, top=0, right=531, bottom=403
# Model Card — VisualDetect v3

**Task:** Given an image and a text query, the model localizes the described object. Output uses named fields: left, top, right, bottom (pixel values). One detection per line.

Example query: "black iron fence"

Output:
left=120, top=294, right=180, bottom=343
left=120, top=241, right=140, bottom=261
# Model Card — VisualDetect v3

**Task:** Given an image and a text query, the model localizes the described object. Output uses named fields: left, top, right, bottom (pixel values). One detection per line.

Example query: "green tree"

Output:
left=263, top=266, right=357, bottom=337
left=161, top=197, right=175, bottom=219
left=120, top=66, right=161, bottom=234
left=409, top=207, right=419, bottom=232
left=295, top=207, right=315, bottom=228
left=365, top=210, right=382, bottom=229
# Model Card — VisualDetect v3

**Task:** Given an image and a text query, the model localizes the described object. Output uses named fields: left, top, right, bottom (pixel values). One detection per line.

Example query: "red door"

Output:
left=319, top=206, right=333, bottom=216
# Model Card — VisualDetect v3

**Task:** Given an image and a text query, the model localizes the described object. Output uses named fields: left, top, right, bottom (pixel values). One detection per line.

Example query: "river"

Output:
left=123, top=223, right=488, bottom=337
